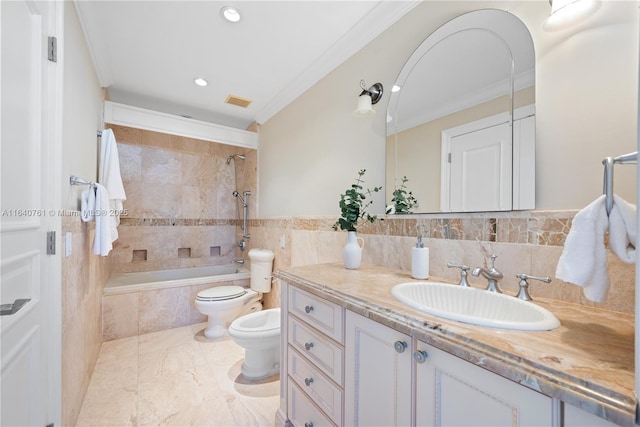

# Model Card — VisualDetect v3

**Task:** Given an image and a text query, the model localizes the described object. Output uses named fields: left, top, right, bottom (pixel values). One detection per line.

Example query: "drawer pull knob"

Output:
left=304, top=423, right=314, bottom=427
left=413, top=350, right=429, bottom=364
left=394, top=340, right=408, bottom=353
left=304, top=305, right=314, bottom=313
left=304, top=377, right=314, bottom=386
left=304, top=342, right=314, bottom=350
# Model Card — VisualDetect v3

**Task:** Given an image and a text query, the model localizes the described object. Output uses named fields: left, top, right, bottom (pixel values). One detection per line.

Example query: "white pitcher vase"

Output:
left=343, top=231, right=365, bottom=269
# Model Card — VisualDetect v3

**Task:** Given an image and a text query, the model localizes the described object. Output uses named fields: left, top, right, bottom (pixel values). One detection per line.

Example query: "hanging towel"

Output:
left=608, top=194, right=637, bottom=263
left=99, top=129, right=127, bottom=241
left=81, top=187, right=96, bottom=222
left=555, top=195, right=610, bottom=302
left=92, top=183, right=113, bottom=256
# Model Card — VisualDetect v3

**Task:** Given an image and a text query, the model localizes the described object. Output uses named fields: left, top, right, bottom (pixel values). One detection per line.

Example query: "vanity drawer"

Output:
left=288, top=347, right=343, bottom=425
left=288, top=380, right=337, bottom=427
left=288, top=316, right=343, bottom=385
left=289, top=286, right=344, bottom=343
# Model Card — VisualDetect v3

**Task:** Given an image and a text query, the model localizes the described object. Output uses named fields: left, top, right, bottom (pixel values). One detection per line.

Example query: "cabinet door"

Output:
left=563, top=403, right=620, bottom=427
left=345, top=311, right=412, bottom=426
left=415, top=340, right=552, bottom=427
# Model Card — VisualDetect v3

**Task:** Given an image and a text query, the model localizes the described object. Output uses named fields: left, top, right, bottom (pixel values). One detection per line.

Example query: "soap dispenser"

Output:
left=411, top=235, right=429, bottom=279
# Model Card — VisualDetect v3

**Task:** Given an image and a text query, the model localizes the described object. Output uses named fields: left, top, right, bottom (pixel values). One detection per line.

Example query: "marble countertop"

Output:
left=277, top=263, right=636, bottom=427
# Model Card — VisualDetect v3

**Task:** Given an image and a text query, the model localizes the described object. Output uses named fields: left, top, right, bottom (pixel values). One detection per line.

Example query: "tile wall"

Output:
left=107, top=125, right=257, bottom=274
left=61, top=214, right=110, bottom=426
left=250, top=212, right=635, bottom=316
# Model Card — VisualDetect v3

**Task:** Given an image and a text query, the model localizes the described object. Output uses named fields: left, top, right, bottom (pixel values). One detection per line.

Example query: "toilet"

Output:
left=229, top=307, right=281, bottom=379
left=195, top=285, right=262, bottom=339
left=195, top=248, right=280, bottom=378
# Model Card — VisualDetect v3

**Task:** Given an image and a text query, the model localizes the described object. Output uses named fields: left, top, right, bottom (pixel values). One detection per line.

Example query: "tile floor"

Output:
left=76, top=323, right=280, bottom=426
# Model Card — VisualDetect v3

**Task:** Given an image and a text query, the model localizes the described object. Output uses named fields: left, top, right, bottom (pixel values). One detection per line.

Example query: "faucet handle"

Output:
left=515, top=273, right=551, bottom=301
left=447, top=262, right=471, bottom=287
left=489, top=254, right=498, bottom=268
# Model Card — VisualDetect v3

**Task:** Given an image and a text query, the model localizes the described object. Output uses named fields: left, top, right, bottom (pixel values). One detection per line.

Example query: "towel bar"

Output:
left=69, top=175, right=95, bottom=188
left=602, top=151, right=637, bottom=215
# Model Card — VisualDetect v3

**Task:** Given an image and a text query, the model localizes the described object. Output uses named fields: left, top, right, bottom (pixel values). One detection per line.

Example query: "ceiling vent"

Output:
left=225, top=94, right=252, bottom=108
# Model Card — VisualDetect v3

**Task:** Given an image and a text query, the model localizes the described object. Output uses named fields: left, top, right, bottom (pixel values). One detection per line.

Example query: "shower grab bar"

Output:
left=69, top=175, right=96, bottom=188
left=602, top=151, right=637, bottom=215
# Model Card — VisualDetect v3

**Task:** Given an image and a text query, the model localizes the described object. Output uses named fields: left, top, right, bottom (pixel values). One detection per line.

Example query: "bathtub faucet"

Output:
left=233, top=259, right=245, bottom=265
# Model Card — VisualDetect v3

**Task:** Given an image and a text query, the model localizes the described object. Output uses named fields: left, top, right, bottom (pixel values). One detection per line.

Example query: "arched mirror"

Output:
left=386, top=9, right=535, bottom=213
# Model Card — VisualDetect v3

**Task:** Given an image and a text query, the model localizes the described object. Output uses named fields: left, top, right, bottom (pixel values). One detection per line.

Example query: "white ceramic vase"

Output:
left=343, top=231, right=365, bottom=269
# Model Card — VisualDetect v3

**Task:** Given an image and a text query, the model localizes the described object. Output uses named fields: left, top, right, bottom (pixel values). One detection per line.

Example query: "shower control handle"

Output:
left=304, top=377, right=314, bottom=386
left=304, top=342, right=314, bottom=351
left=304, top=305, right=314, bottom=314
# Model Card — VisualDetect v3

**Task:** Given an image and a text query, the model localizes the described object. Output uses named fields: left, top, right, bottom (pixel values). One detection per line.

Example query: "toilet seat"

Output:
left=196, top=285, right=246, bottom=302
left=230, top=308, right=280, bottom=333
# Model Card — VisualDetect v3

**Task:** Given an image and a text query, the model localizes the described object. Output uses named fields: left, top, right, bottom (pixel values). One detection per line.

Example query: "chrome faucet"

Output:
left=233, top=259, right=245, bottom=265
left=472, top=254, right=503, bottom=293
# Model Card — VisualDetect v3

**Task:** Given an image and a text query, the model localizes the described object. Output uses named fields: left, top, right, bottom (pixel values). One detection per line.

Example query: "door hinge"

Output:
left=46, top=231, right=56, bottom=255
left=448, top=152, right=452, bottom=163
left=48, top=36, right=57, bottom=62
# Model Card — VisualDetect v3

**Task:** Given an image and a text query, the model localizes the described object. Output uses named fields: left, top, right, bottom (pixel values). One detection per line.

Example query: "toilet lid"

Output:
left=196, top=285, right=246, bottom=301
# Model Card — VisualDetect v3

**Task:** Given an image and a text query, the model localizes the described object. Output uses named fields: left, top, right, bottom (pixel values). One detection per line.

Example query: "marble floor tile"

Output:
left=76, top=324, right=280, bottom=426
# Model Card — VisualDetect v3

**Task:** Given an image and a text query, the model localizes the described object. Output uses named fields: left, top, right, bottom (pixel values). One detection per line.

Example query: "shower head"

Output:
left=226, top=154, right=246, bottom=165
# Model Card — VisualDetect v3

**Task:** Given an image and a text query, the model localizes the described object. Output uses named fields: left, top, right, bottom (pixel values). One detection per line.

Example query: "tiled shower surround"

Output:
left=107, top=124, right=257, bottom=274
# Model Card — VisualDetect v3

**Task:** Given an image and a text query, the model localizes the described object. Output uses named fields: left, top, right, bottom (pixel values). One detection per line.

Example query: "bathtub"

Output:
left=104, top=264, right=250, bottom=295
left=103, top=264, right=253, bottom=341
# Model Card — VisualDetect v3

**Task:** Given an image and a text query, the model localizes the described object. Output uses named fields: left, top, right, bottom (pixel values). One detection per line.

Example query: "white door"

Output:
left=344, top=310, right=412, bottom=427
left=1, top=1, right=60, bottom=425
left=448, top=122, right=512, bottom=212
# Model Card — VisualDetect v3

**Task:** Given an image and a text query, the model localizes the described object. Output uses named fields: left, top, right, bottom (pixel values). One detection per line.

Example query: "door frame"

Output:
left=440, top=105, right=534, bottom=212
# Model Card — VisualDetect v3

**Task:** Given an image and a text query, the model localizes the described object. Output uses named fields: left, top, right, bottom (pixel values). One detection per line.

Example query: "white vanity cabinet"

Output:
left=345, top=310, right=552, bottom=427
left=281, top=281, right=624, bottom=427
left=563, top=404, right=621, bottom=427
left=414, top=339, right=552, bottom=426
left=344, top=310, right=412, bottom=426
left=286, top=285, right=345, bottom=427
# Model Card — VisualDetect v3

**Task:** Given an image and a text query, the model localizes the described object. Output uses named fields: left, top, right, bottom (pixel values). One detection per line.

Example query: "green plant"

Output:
left=386, top=176, right=418, bottom=214
left=332, top=169, right=382, bottom=232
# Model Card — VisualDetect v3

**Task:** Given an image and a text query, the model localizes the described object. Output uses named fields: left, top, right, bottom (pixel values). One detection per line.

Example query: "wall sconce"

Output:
left=544, top=0, right=599, bottom=30
left=353, top=79, right=383, bottom=118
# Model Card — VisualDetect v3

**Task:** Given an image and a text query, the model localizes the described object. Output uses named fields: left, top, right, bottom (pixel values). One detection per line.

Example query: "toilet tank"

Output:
left=248, top=248, right=275, bottom=292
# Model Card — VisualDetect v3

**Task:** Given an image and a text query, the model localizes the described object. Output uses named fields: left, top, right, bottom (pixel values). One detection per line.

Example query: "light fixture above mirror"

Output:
left=544, top=0, right=599, bottom=30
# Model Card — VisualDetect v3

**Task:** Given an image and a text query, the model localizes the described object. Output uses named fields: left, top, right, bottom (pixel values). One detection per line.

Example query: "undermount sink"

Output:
left=391, top=282, right=560, bottom=331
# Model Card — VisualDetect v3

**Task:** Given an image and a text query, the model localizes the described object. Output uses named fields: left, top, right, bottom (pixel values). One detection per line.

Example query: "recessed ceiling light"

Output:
left=194, top=78, right=208, bottom=87
left=221, top=6, right=241, bottom=23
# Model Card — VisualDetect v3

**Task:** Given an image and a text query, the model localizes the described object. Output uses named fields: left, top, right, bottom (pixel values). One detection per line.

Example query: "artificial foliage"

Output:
left=333, top=169, right=382, bottom=232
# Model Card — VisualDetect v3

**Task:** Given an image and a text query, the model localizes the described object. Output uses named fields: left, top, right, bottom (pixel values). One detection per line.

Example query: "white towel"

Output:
left=99, top=129, right=127, bottom=241
left=555, top=194, right=637, bottom=303
left=555, top=195, right=610, bottom=302
left=608, top=194, right=637, bottom=263
left=92, top=183, right=113, bottom=256
left=81, top=187, right=96, bottom=222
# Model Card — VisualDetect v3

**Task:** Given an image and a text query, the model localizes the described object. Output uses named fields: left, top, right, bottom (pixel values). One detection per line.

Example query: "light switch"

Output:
left=65, top=232, right=72, bottom=257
